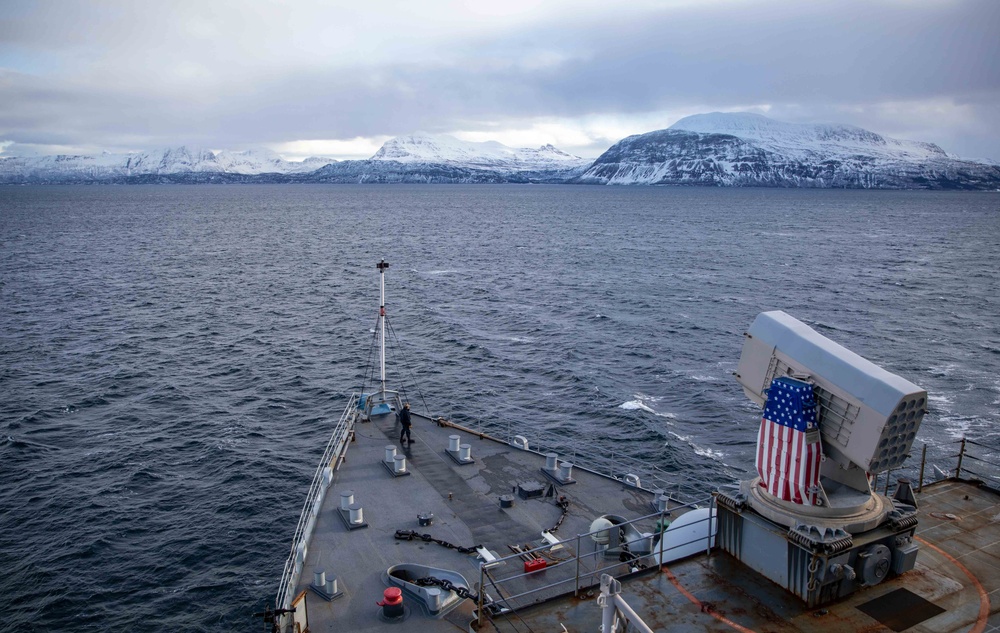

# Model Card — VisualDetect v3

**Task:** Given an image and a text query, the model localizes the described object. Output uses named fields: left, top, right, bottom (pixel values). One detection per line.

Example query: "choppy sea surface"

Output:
left=1, top=184, right=998, bottom=631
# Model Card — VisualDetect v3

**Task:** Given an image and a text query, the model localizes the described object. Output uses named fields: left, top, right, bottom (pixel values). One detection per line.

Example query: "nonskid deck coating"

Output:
left=295, top=408, right=1000, bottom=632
left=495, top=479, right=1000, bottom=633
left=296, top=409, right=672, bottom=632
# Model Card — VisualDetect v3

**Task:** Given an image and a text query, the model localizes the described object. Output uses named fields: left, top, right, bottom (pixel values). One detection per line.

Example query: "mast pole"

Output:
left=377, top=259, right=390, bottom=398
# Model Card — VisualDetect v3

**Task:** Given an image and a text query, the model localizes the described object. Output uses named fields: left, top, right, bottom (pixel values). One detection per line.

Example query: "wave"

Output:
left=689, top=374, right=721, bottom=383
left=1, top=435, right=61, bottom=452
left=414, top=269, right=461, bottom=275
left=667, top=431, right=725, bottom=460
left=619, top=395, right=677, bottom=419
left=937, top=414, right=989, bottom=440
left=928, top=363, right=959, bottom=377
left=928, top=394, right=953, bottom=405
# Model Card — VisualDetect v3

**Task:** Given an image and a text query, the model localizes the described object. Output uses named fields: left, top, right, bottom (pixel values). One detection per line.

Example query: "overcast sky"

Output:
left=1, top=0, right=998, bottom=161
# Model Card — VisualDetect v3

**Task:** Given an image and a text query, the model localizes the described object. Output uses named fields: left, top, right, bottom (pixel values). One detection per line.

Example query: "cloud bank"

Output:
left=1, top=0, right=997, bottom=161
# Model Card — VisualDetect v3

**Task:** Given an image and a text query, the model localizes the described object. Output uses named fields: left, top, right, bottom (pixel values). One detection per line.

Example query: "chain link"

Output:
left=612, top=522, right=648, bottom=570
left=546, top=496, right=570, bottom=534
left=414, top=576, right=482, bottom=603
left=393, top=529, right=482, bottom=554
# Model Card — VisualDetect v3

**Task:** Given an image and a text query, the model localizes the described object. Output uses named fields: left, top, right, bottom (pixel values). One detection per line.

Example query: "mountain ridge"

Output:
left=2, top=115, right=998, bottom=189
left=0, top=146, right=335, bottom=182
left=371, top=134, right=590, bottom=173
left=575, top=113, right=1000, bottom=189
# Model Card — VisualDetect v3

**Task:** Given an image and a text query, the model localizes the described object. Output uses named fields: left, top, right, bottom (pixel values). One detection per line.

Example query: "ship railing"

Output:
left=274, top=393, right=360, bottom=626
left=875, top=437, right=1000, bottom=497
left=436, top=414, right=726, bottom=503
left=476, top=498, right=716, bottom=627
left=361, top=388, right=402, bottom=414
left=497, top=422, right=726, bottom=504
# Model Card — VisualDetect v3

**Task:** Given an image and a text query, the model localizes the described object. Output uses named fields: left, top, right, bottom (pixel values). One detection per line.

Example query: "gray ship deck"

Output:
left=292, top=407, right=1000, bottom=633
left=503, top=478, right=1000, bottom=633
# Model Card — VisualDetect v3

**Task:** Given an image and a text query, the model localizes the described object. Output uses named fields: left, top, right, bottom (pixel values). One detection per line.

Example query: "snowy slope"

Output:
left=577, top=113, right=1000, bottom=189
left=0, top=147, right=334, bottom=182
left=371, top=134, right=590, bottom=172
left=670, top=112, right=947, bottom=162
left=212, top=148, right=332, bottom=174
left=5, top=115, right=994, bottom=188
left=0, top=136, right=587, bottom=183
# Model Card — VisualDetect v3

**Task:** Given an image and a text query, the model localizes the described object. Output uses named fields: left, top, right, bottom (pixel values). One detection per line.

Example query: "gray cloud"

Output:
left=1, top=0, right=998, bottom=159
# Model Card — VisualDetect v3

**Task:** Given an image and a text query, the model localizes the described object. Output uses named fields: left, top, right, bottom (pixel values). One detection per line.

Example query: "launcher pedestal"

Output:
left=716, top=487, right=918, bottom=608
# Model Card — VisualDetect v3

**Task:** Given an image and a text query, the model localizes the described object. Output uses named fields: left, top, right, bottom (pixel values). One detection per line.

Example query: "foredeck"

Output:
left=291, top=405, right=1000, bottom=633
left=293, top=407, right=694, bottom=633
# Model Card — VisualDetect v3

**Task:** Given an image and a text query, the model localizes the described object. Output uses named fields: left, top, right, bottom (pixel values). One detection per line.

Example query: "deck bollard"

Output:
left=349, top=503, right=364, bottom=525
left=340, top=490, right=354, bottom=511
left=378, top=587, right=404, bottom=618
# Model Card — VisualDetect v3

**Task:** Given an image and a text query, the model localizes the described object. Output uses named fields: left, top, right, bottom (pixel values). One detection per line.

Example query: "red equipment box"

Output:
left=523, top=558, right=547, bottom=573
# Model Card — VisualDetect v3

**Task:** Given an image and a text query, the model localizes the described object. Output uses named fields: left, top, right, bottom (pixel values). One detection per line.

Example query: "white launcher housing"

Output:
left=736, top=311, right=927, bottom=485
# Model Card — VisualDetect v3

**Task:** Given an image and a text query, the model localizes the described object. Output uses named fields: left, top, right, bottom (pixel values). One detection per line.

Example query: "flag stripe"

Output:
left=755, top=377, right=823, bottom=505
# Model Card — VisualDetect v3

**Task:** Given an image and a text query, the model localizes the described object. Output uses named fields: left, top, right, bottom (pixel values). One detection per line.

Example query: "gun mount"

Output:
left=737, top=311, right=926, bottom=506
left=717, top=311, right=927, bottom=606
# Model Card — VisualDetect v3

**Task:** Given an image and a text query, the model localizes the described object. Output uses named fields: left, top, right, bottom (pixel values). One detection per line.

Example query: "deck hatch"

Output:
left=856, top=588, right=945, bottom=632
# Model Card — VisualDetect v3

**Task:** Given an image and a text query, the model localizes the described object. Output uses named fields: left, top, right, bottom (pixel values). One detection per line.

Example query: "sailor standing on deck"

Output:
left=399, top=403, right=412, bottom=444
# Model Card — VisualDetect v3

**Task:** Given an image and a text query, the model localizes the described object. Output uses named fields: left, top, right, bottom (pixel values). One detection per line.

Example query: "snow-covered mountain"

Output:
left=672, top=112, right=951, bottom=163
left=4, top=116, right=997, bottom=188
left=371, top=134, right=591, bottom=173
left=576, top=112, right=1000, bottom=189
left=0, top=136, right=588, bottom=184
left=0, top=147, right=334, bottom=183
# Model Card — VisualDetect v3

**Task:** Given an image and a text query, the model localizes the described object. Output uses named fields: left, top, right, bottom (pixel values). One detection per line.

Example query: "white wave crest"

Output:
left=620, top=395, right=676, bottom=419
left=621, top=400, right=655, bottom=413
left=669, top=431, right=723, bottom=460
left=693, top=445, right=725, bottom=460
left=689, top=374, right=719, bottom=383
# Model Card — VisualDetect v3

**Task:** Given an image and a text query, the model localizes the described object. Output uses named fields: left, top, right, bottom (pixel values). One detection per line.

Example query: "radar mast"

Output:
left=376, top=259, right=390, bottom=398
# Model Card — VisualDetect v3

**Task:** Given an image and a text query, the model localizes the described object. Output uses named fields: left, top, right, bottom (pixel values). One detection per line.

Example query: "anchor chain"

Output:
left=546, top=496, right=570, bottom=534
left=615, top=524, right=648, bottom=570
left=618, top=546, right=649, bottom=570
left=394, top=529, right=482, bottom=554
left=413, top=576, right=483, bottom=603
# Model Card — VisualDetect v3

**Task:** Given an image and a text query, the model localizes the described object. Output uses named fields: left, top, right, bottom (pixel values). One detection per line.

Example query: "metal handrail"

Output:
left=481, top=501, right=715, bottom=614
left=274, top=394, right=359, bottom=618
left=500, top=425, right=732, bottom=502
left=958, top=452, right=1000, bottom=468
left=893, top=436, right=1000, bottom=495
left=961, top=438, right=996, bottom=449
left=550, top=447, right=708, bottom=502
left=958, top=466, right=1000, bottom=483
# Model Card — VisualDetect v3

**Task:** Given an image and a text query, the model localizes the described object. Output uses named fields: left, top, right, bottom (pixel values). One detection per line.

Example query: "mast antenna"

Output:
left=376, top=259, right=390, bottom=397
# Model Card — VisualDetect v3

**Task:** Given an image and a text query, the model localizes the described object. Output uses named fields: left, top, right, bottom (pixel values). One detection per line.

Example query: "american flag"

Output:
left=756, top=377, right=823, bottom=505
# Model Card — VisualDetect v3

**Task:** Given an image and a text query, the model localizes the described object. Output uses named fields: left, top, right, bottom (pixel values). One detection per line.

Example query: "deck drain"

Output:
left=857, top=588, right=945, bottom=632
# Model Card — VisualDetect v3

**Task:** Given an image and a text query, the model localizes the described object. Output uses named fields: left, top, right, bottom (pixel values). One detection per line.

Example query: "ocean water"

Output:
left=1, top=184, right=998, bottom=631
